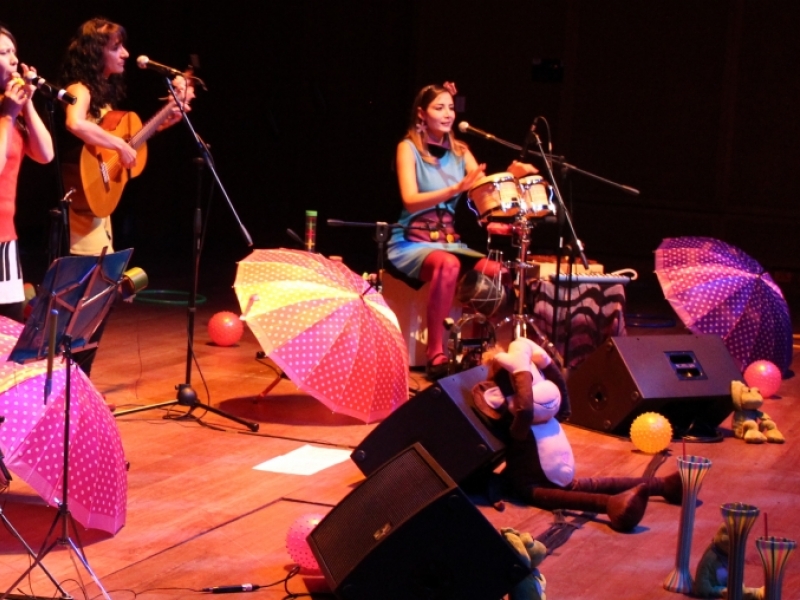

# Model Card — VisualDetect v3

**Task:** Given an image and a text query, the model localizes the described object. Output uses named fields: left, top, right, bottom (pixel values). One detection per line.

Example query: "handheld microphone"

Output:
left=24, top=73, right=77, bottom=105
left=136, top=55, right=184, bottom=78
left=202, top=584, right=261, bottom=594
left=457, top=122, right=495, bottom=139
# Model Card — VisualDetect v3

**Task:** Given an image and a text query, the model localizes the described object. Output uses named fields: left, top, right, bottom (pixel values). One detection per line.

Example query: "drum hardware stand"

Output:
left=462, top=119, right=640, bottom=370
left=111, top=76, right=259, bottom=432
left=444, top=313, right=496, bottom=374
left=493, top=215, right=564, bottom=367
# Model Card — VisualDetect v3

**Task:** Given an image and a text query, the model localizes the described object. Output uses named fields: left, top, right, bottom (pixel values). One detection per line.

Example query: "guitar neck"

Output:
left=128, top=102, right=174, bottom=150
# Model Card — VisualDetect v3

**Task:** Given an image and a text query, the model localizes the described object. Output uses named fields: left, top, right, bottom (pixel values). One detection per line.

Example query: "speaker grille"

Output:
left=309, top=445, right=452, bottom=587
left=350, top=365, right=505, bottom=483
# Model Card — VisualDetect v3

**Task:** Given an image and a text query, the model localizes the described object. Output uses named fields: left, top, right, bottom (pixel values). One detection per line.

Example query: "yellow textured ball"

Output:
left=630, top=412, right=673, bottom=454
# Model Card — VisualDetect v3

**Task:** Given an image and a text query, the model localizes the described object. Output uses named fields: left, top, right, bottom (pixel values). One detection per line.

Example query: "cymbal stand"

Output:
left=495, top=215, right=563, bottom=367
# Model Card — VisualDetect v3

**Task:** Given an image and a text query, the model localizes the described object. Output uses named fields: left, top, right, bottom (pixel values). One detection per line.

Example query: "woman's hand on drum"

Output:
left=507, top=160, right=538, bottom=178
left=457, top=162, right=486, bottom=194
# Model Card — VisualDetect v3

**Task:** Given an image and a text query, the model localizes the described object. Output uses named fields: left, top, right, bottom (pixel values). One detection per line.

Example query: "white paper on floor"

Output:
left=253, top=444, right=352, bottom=475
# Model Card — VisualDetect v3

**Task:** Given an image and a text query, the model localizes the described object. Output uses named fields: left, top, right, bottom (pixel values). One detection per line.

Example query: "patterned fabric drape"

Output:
left=530, top=281, right=627, bottom=369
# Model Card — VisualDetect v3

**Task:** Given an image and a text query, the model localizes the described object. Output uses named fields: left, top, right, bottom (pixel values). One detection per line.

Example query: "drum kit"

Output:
left=445, top=171, right=563, bottom=372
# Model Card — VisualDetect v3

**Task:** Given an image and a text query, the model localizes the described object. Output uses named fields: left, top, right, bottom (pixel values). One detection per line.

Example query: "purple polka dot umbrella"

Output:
left=655, top=237, right=792, bottom=375
left=234, top=249, right=409, bottom=423
left=0, top=317, right=127, bottom=535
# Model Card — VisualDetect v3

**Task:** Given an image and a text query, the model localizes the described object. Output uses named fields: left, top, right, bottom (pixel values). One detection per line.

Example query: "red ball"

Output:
left=743, top=360, right=782, bottom=398
left=208, top=311, right=244, bottom=346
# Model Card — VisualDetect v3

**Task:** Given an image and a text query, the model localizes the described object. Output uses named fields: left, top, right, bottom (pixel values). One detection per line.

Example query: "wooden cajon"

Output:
left=381, top=271, right=462, bottom=368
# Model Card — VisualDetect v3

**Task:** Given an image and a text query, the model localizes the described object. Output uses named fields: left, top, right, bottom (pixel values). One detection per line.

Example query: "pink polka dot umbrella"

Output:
left=234, top=249, right=409, bottom=423
left=0, top=317, right=127, bottom=535
left=655, top=237, right=792, bottom=375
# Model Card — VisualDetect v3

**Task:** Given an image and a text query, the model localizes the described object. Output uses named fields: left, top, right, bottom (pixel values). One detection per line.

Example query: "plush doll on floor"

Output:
left=471, top=337, right=683, bottom=532
left=693, top=523, right=764, bottom=599
left=730, top=381, right=785, bottom=444
left=501, top=527, right=547, bottom=600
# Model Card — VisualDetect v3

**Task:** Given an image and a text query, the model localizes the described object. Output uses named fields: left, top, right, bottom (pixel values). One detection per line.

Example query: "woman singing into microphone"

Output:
left=0, top=25, right=54, bottom=322
left=387, top=82, right=536, bottom=380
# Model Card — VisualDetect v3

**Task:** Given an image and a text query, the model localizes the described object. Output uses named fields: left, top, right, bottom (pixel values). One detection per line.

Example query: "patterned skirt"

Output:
left=0, top=240, right=24, bottom=304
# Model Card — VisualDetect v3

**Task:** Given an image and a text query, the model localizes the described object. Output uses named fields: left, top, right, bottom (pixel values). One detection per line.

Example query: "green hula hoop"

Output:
left=134, top=289, right=208, bottom=306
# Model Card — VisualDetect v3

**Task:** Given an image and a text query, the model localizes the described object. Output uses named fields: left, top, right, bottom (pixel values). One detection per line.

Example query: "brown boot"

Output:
left=570, top=472, right=682, bottom=505
left=528, top=484, right=648, bottom=533
left=651, top=471, right=682, bottom=505
left=606, top=484, right=649, bottom=532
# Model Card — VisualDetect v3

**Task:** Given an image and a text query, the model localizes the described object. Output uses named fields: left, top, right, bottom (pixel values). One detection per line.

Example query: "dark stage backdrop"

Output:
left=5, top=1, right=800, bottom=306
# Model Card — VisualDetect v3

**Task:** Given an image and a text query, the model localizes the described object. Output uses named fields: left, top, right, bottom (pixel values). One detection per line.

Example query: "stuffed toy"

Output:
left=730, top=381, right=784, bottom=444
left=472, top=338, right=683, bottom=532
left=501, top=527, right=547, bottom=600
left=693, top=523, right=764, bottom=600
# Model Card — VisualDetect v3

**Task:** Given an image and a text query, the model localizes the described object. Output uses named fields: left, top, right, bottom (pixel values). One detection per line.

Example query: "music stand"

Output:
left=1, top=248, right=132, bottom=600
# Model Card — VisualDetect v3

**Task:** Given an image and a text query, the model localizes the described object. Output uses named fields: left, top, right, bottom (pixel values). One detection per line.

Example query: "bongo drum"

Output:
left=468, top=172, right=521, bottom=222
left=517, top=175, right=555, bottom=218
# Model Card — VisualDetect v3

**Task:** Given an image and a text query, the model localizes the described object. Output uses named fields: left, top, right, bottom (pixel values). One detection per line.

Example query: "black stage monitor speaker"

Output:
left=350, top=365, right=505, bottom=483
left=308, top=443, right=527, bottom=600
left=567, top=334, right=742, bottom=437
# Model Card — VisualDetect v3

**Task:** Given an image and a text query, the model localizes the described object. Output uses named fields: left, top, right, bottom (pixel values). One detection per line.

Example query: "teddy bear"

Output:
left=501, top=527, right=547, bottom=600
left=693, top=523, right=764, bottom=600
left=730, top=381, right=785, bottom=444
left=471, top=337, right=683, bottom=532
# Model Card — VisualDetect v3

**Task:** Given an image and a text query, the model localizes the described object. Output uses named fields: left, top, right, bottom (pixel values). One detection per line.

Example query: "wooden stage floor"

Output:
left=0, top=278, right=798, bottom=599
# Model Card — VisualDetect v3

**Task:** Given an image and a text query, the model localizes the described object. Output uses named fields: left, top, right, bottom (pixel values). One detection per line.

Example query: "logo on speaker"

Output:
left=373, top=522, right=392, bottom=541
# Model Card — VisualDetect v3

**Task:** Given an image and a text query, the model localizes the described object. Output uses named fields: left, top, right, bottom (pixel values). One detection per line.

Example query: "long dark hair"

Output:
left=0, top=24, right=18, bottom=51
left=59, top=17, right=127, bottom=118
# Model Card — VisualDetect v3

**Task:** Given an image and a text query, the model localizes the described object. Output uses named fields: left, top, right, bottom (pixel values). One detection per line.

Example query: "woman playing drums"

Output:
left=387, top=82, right=537, bottom=380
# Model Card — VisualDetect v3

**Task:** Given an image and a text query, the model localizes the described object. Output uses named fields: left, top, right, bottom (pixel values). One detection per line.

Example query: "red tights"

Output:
left=419, top=251, right=503, bottom=365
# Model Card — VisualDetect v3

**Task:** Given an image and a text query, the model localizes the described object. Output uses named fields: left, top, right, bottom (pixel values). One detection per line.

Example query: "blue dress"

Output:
left=387, top=140, right=484, bottom=280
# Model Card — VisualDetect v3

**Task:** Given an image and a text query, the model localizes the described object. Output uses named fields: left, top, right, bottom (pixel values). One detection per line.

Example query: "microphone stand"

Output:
left=114, top=77, right=258, bottom=431
left=327, top=219, right=429, bottom=295
left=42, top=95, right=72, bottom=263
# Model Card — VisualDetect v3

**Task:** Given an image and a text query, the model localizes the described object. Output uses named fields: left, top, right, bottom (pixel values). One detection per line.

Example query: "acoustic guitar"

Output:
left=72, top=76, right=193, bottom=218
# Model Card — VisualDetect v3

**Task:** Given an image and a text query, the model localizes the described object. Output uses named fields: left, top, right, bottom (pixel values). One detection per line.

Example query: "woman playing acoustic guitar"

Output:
left=59, top=17, right=191, bottom=257
left=58, top=17, right=191, bottom=377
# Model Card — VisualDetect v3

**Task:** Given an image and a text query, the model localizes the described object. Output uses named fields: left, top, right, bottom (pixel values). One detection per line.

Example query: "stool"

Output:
left=381, top=271, right=462, bottom=368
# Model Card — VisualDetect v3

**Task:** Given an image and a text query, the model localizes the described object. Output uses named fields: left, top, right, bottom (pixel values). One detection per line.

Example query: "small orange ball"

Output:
left=630, top=412, right=673, bottom=454
left=208, top=311, right=244, bottom=346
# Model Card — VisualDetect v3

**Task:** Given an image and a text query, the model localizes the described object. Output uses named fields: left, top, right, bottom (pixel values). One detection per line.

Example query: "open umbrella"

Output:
left=655, top=236, right=792, bottom=374
left=234, top=249, right=409, bottom=423
left=0, top=316, right=127, bottom=534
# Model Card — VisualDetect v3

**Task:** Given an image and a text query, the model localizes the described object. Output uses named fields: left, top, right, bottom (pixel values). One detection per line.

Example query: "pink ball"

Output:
left=208, top=311, right=244, bottom=346
left=286, top=513, right=324, bottom=572
left=743, top=360, right=782, bottom=398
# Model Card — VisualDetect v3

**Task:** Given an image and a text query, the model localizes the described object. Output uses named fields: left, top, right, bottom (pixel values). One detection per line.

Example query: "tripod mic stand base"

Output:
left=113, top=384, right=260, bottom=432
